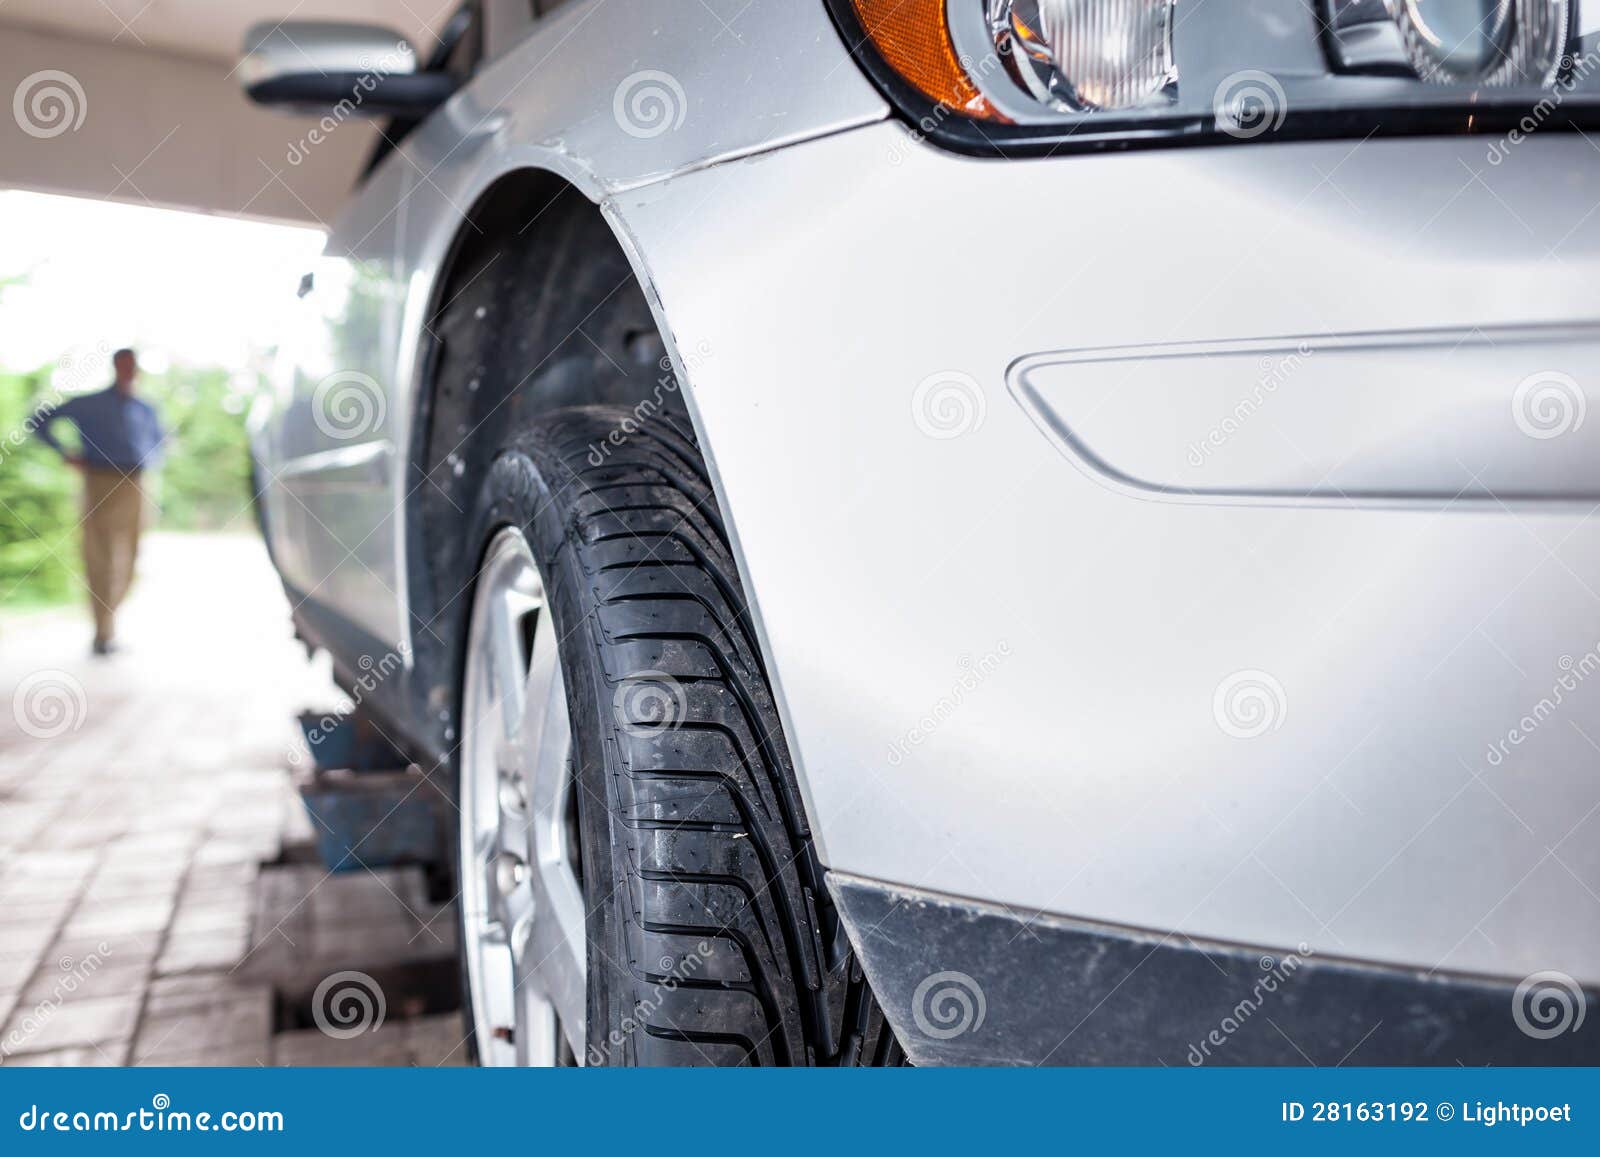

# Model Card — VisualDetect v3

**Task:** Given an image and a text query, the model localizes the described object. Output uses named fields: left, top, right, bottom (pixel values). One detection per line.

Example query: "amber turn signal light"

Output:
left=848, top=0, right=1004, bottom=121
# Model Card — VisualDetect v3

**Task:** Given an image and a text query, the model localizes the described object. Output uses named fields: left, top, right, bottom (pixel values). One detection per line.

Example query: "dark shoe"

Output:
left=91, top=638, right=118, bottom=657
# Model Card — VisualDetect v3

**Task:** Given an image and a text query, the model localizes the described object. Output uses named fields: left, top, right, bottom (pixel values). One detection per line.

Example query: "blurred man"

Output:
left=34, top=348, right=165, bottom=655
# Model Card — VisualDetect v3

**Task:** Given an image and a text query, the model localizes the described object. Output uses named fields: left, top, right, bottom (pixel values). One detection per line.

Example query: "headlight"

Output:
left=1328, top=0, right=1571, bottom=87
left=992, top=0, right=1176, bottom=112
left=827, top=0, right=1596, bottom=152
left=1399, top=1, right=1526, bottom=82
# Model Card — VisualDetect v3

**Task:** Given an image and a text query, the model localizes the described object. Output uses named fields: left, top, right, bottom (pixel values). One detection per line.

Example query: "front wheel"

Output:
left=454, top=406, right=902, bottom=1066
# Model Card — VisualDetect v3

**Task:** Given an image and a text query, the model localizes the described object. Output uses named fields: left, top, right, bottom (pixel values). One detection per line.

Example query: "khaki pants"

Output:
left=81, top=468, right=146, bottom=643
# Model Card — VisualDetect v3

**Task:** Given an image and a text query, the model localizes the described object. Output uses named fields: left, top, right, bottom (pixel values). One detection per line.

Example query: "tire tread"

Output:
left=513, top=406, right=902, bottom=1066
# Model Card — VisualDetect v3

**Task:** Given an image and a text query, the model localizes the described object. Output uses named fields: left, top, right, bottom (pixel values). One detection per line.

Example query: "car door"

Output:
left=260, top=6, right=486, bottom=653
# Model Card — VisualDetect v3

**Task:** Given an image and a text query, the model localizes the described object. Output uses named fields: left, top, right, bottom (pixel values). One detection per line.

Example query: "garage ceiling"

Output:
left=0, top=0, right=444, bottom=65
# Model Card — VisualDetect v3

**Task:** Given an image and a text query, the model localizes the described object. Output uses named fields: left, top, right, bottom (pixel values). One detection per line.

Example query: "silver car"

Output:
left=242, top=0, right=1600, bottom=1066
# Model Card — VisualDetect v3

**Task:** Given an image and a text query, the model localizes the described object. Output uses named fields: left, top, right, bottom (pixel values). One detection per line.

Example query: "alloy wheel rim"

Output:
left=459, top=527, right=587, bottom=1066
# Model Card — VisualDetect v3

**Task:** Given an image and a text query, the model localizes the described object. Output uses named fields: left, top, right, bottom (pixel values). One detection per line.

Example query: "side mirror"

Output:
left=240, top=21, right=457, bottom=118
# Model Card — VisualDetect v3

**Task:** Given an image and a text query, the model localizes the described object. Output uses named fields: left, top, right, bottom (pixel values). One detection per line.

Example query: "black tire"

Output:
left=459, top=405, right=903, bottom=1066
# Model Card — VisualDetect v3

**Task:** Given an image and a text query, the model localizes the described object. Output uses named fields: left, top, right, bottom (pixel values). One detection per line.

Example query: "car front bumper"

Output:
left=830, top=871, right=1599, bottom=1066
left=612, top=120, right=1600, bottom=1021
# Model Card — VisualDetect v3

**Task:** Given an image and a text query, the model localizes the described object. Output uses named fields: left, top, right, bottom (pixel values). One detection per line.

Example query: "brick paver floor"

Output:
left=0, top=533, right=466, bottom=1066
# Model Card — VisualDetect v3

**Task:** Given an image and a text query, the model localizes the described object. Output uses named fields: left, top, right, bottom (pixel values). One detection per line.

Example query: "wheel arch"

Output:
left=400, top=165, right=700, bottom=761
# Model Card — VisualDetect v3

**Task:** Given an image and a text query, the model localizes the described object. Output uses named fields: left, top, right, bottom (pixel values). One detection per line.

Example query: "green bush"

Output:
left=148, top=367, right=256, bottom=532
left=0, top=368, right=79, bottom=606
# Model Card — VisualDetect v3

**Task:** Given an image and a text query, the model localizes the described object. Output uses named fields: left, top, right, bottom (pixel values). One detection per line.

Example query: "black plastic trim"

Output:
left=830, top=872, right=1600, bottom=1066
left=245, top=72, right=458, bottom=119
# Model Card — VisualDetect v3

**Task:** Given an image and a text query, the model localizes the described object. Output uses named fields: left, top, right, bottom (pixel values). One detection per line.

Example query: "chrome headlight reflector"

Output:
left=1328, top=0, right=1571, bottom=88
left=990, top=0, right=1177, bottom=112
